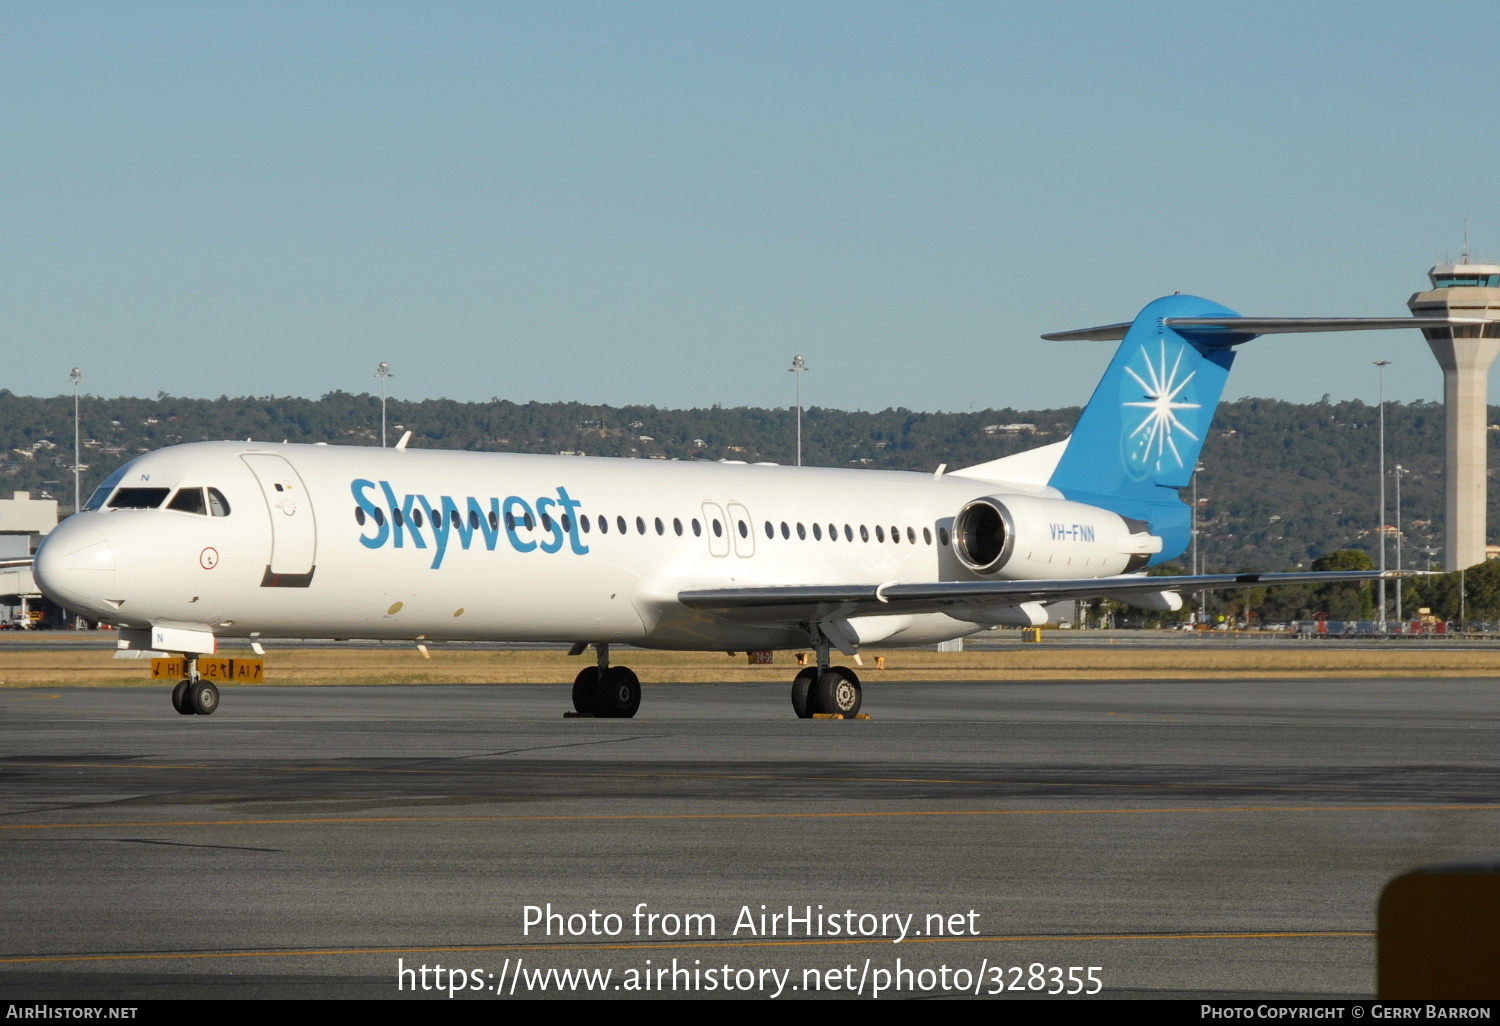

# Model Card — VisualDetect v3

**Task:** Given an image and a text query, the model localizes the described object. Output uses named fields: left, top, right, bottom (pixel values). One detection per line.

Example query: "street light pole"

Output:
left=788, top=355, right=807, bottom=467
left=1394, top=463, right=1405, bottom=624
left=1374, top=360, right=1390, bottom=629
left=375, top=362, right=394, bottom=447
left=69, top=367, right=84, bottom=515
left=1192, top=460, right=1206, bottom=625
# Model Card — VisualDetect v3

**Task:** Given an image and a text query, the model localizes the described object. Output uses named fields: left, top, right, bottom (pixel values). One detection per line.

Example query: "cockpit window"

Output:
left=83, top=463, right=134, bottom=511
left=208, top=488, right=231, bottom=517
left=108, top=488, right=171, bottom=509
left=168, top=488, right=208, bottom=515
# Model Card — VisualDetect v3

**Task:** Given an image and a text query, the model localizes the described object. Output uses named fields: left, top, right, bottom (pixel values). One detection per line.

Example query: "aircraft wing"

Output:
left=679, top=570, right=1400, bottom=623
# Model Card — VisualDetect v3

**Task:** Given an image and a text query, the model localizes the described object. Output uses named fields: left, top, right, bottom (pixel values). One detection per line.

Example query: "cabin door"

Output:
left=240, top=453, right=318, bottom=582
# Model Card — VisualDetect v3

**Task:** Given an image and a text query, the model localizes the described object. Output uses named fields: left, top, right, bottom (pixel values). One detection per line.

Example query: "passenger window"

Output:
left=617, top=516, right=627, bottom=534
left=541, top=513, right=553, bottom=531
left=908, top=526, right=917, bottom=544
left=654, top=517, right=664, bottom=536
left=812, top=523, right=822, bottom=541
left=524, top=513, right=535, bottom=530
left=712, top=519, right=722, bottom=537
left=107, top=487, right=171, bottom=509
left=598, top=515, right=609, bottom=534
left=581, top=516, right=591, bottom=533
left=764, top=521, right=774, bottom=539
left=780, top=522, right=790, bottom=539
left=844, top=524, right=853, bottom=541
left=828, top=523, right=836, bottom=542
left=636, top=516, right=646, bottom=535
left=453, top=510, right=464, bottom=529
left=923, top=527, right=932, bottom=545
left=673, top=517, right=683, bottom=536
left=394, top=508, right=405, bottom=527
left=488, top=511, right=498, bottom=531
left=505, top=512, right=517, bottom=531
left=692, top=519, right=702, bottom=537
left=875, top=526, right=885, bottom=542
left=796, top=523, right=806, bottom=540
left=938, top=526, right=950, bottom=546
left=561, top=514, right=572, bottom=532
left=355, top=506, right=366, bottom=526
left=413, top=509, right=425, bottom=529
left=891, top=526, right=899, bottom=544
left=860, top=525, right=869, bottom=542
left=208, top=488, right=231, bottom=517
left=469, top=510, right=480, bottom=530
left=737, top=520, right=748, bottom=538
left=375, top=507, right=386, bottom=527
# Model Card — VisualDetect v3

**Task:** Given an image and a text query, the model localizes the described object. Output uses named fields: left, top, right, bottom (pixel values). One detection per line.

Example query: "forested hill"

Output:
left=0, top=390, right=1490, bottom=573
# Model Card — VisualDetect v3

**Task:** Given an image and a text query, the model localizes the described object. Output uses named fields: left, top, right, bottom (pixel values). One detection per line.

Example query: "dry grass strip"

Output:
left=4, top=642, right=1500, bottom=688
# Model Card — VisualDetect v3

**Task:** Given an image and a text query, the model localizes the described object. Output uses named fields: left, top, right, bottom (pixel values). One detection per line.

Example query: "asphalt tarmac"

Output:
left=2, top=677, right=1497, bottom=1001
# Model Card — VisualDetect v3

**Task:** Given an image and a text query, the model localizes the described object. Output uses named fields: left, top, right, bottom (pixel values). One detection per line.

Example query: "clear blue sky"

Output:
left=5, top=1, right=1495, bottom=412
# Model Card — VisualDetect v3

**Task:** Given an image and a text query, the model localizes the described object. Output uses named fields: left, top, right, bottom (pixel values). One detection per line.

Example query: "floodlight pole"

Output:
left=69, top=368, right=83, bottom=515
left=375, top=362, right=394, bottom=447
left=1193, top=461, right=1206, bottom=625
left=1394, top=463, right=1405, bottom=624
left=788, top=355, right=807, bottom=467
left=1374, top=360, right=1390, bottom=629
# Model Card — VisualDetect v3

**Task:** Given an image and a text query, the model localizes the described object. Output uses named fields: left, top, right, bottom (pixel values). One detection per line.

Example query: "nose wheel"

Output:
left=169, top=655, right=219, bottom=716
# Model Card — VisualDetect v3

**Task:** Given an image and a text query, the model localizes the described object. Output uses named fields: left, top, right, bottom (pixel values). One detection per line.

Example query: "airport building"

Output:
left=1407, top=260, right=1500, bottom=570
left=0, top=490, right=57, bottom=627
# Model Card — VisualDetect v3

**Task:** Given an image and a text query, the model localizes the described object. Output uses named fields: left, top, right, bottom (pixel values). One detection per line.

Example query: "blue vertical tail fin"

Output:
left=1047, top=295, right=1243, bottom=562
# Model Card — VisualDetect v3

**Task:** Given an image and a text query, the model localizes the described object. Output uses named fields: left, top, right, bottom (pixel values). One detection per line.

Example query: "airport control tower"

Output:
left=1407, top=259, right=1500, bottom=570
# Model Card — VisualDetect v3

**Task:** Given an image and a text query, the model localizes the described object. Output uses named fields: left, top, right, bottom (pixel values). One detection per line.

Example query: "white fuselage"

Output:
left=35, top=441, right=1147, bottom=652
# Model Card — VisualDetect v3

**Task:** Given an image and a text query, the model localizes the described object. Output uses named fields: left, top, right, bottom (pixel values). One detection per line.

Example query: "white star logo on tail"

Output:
left=1123, top=340, right=1201, bottom=473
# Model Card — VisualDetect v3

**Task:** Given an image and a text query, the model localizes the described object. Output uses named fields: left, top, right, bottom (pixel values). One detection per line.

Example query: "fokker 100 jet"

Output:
left=32, top=294, right=1469, bottom=719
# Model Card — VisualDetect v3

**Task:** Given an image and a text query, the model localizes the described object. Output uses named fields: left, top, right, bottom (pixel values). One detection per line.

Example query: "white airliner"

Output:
left=33, top=295, right=1466, bottom=719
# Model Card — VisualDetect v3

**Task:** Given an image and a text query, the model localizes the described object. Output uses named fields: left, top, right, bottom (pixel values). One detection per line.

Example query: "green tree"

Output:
left=1309, top=549, right=1374, bottom=620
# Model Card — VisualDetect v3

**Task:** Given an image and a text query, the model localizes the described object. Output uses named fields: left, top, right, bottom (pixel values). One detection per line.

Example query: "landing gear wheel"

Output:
left=815, top=667, right=861, bottom=717
left=572, top=666, right=600, bottom=715
left=171, top=680, right=194, bottom=715
left=188, top=680, right=219, bottom=716
left=790, top=667, right=819, bottom=719
left=595, top=666, right=641, bottom=719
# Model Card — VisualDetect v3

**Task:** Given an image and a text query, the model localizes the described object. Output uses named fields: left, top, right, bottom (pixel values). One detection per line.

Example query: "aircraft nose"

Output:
left=34, top=525, right=117, bottom=613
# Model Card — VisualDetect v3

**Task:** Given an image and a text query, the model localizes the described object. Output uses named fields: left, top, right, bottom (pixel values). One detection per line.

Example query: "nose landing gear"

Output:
left=169, top=655, right=219, bottom=716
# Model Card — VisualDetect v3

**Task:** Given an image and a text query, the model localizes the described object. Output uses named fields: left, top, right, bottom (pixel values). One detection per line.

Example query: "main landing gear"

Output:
left=571, top=643, right=641, bottom=719
left=790, top=626, right=862, bottom=719
left=169, top=655, right=219, bottom=716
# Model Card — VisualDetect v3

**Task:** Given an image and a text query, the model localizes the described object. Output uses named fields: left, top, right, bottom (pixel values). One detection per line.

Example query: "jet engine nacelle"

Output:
left=953, top=494, right=1162, bottom=580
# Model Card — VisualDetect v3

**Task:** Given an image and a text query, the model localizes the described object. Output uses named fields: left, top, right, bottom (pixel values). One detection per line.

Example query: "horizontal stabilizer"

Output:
left=1042, top=316, right=1486, bottom=343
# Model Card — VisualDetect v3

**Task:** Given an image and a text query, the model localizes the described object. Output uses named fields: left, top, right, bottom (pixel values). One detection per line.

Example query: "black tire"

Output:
left=790, top=667, right=819, bottom=718
left=189, top=680, right=219, bottom=716
left=595, top=666, right=641, bottom=719
left=171, top=680, right=193, bottom=715
left=572, top=666, right=600, bottom=715
left=815, top=667, right=861, bottom=717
